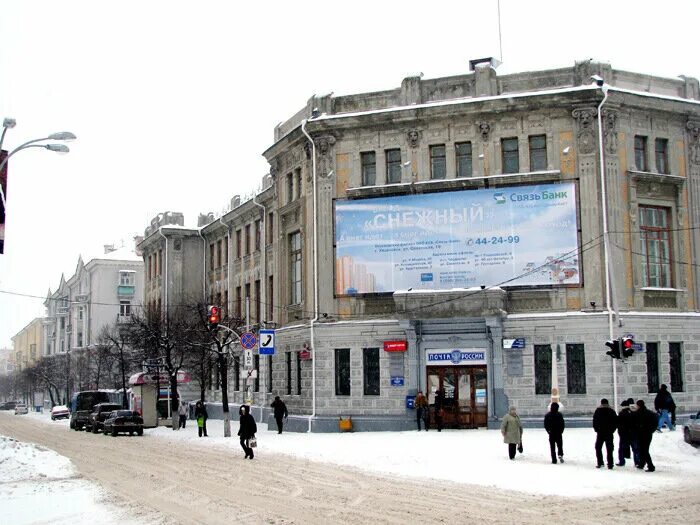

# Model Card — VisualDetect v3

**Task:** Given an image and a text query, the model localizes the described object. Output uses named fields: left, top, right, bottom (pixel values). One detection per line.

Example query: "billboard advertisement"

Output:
left=334, top=182, right=579, bottom=294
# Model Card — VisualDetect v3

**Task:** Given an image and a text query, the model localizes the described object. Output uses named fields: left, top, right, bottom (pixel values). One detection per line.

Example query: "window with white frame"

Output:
left=119, top=271, right=135, bottom=286
left=120, top=300, right=131, bottom=317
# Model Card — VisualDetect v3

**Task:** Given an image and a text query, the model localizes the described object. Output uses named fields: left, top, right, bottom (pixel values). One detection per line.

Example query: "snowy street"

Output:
left=1, top=411, right=699, bottom=524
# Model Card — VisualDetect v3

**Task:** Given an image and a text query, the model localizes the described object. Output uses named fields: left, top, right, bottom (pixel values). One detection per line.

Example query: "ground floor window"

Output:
left=669, top=342, right=684, bottom=392
left=286, top=352, right=292, bottom=395
left=646, top=342, right=659, bottom=393
left=267, top=355, right=273, bottom=393
left=296, top=351, right=302, bottom=395
left=566, top=344, right=586, bottom=394
left=363, top=348, right=380, bottom=396
left=335, top=348, right=350, bottom=395
left=534, top=344, right=552, bottom=395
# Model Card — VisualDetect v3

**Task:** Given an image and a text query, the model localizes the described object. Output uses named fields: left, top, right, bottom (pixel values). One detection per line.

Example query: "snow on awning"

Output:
left=128, top=370, right=192, bottom=386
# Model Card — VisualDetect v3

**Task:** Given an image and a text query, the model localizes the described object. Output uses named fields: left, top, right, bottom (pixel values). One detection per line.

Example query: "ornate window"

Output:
left=361, top=152, right=376, bottom=186
left=655, top=138, right=669, bottom=174
left=385, top=149, right=402, bottom=184
left=289, top=232, right=302, bottom=305
left=639, top=206, right=672, bottom=287
left=430, top=145, right=446, bottom=179
left=634, top=135, right=648, bottom=171
left=529, top=135, right=547, bottom=171
left=502, top=137, right=519, bottom=174
left=455, top=142, right=472, bottom=177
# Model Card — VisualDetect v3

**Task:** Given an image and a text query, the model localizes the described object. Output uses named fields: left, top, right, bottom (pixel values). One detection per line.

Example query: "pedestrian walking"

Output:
left=270, top=395, right=288, bottom=434
left=178, top=400, right=188, bottom=429
left=544, top=402, right=565, bottom=464
left=593, top=398, right=618, bottom=469
left=433, top=388, right=445, bottom=432
left=627, top=398, right=641, bottom=466
left=616, top=399, right=634, bottom=466
left=194, top=400, right=208, bottom=437
left=634, top=399, right=657, bottom=472
left=415, top=390, right=428, bottom=431
left=654, top=384, right=675, bottom=431
left=501, top=406, right=523, bottom=460
left=238, top=404, right=257, bottom=459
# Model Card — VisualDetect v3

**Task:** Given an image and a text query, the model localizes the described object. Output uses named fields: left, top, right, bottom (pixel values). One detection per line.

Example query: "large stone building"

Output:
left=11, top=317, right=43, bottom=373
left=146, top=60, right=700, bottom=430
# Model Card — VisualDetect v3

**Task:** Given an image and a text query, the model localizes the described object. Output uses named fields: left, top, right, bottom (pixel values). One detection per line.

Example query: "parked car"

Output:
left=103, top=410, right=144, bottom=437
left=87, top=403, right=122, bottom=433
left=50, top=405, right=70, bottom=420
left=14, top=403, right=28, bottom=415
left=0, top=401, right=19, bottom=410
left=684, top=411, right=700, bottom=445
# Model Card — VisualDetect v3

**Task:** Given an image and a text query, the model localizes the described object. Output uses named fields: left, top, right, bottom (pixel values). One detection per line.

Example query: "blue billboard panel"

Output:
left=335, top=182, right=579, bottom=294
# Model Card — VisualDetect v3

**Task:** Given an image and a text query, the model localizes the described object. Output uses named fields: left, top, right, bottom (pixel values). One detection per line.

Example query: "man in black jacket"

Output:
left=654, top=384, right=675, bottom=431
left=593, top=398, right=618, bottom=469
left=238, top=404, right=258, bottom=459
left=270, top=395, right=288, bottom=434
left=634, top=399, right=657, bottom=472
left=616, top=399, right=635, bottom=466
left=544, top=402, right=565, bottom=464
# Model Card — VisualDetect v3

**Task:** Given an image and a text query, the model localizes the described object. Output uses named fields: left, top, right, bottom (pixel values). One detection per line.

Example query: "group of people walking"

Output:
left=499, top=384, right=676, bottom=471
left=414, top=389, right=445, bottom=432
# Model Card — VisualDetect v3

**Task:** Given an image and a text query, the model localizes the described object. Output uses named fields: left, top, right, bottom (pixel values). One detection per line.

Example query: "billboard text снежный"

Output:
left=334, top=182, right=579, bottom=294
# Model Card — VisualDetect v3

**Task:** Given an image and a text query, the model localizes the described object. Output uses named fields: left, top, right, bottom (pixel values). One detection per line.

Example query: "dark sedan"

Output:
left=103, top=410, right=144, bottom=437
left=87, top=403, right=123, bottom=433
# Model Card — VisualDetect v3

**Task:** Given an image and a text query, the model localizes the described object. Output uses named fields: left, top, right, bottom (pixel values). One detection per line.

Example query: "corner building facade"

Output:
left=168, top=60, right=700, bottom=430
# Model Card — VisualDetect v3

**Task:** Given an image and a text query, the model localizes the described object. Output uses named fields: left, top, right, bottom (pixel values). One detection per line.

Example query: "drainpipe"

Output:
left=595, top=81, right=619, bottom=408
left=197, top=227, right=207, bottom=303
left=301, top=119, right=319, bottom=432
left=218, top=216, right=231, bottom=309
left=157, top=229, right=168, bottom=317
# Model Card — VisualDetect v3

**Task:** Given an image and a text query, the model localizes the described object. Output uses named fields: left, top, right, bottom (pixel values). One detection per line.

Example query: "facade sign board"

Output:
left=426, top=349, right=487, bottom=366
left=503, top=338, right=526, bottom=349
left=335, top=182, right=579, bottom=294
left=259, top=329, right=275, bottom=355
left=384, top=340, right=407, bottom=352
left=390, top=376, right=405, bottom=386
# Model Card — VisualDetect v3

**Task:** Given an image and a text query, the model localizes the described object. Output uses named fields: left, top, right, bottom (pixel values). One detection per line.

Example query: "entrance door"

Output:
left=427, top=366, right=487, bottom=428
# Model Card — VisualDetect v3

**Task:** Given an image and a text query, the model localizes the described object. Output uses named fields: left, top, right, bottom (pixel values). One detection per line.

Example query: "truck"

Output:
left=69, top=390, right=121, bottom=430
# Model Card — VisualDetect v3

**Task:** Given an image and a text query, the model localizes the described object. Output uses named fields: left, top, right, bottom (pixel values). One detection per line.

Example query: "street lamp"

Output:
left=0, top=119, right=76, bottom=209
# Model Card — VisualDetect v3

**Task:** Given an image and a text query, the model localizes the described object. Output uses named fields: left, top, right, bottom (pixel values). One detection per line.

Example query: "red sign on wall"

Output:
left=384, top=340, right=407, bottom=352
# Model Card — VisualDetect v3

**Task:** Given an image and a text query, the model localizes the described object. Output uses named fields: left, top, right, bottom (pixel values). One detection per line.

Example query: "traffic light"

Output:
left=621, top=336, right=635, bottom=358
left=605, top=339, right=620, bottom=359
left=207, top=305, right=220, bottom=329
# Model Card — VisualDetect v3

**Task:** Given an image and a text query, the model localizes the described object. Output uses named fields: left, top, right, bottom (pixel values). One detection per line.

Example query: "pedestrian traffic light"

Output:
left=207, top=305, right=220, bottom=329
left=605, top=339, right=620, bottom=359
left=621, top=336, right=635, bottom=358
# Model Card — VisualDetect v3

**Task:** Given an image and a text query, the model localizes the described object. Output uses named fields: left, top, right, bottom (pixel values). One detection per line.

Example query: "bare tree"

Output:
left=129, top=303, right=194, bottom=429
left=183, top=301, right=244, bottom=438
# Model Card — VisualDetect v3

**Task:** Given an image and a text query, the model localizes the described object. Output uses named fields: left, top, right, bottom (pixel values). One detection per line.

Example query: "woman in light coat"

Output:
left=500, top=406, right=523, bottom=460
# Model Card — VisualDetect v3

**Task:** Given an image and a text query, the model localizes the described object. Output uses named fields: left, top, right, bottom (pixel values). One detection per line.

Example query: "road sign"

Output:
left=244, top=349, right=253, bottom=368
left=241, top=369, right=258, bottom=379
left=259, top=329, right=275, bottom=355
left=241, top=332, right=257, bottom=349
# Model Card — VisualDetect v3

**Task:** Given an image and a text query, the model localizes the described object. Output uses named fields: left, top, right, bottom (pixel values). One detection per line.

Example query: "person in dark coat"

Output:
left=433, top=389, right=445, bottom=432
left=270, top=396, right=288, bottom=434
left=544, top=402, right=565, bottom=464
left=415, top=390, right=429, bottom=431
left=238, top=404, right=257, bottom=459
left=654, top=384, right=675, bottom=431
left=634, top=399, right=657, bottom=472
left=194, top=401, right=208, bottom=437
left=616, top=399, right=634, bottom=466
left=593, top=398, right=618, bottom=469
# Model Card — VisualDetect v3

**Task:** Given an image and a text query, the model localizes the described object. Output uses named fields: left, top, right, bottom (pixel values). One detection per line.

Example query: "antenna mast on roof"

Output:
left=497, top=0, right=503, bottom=63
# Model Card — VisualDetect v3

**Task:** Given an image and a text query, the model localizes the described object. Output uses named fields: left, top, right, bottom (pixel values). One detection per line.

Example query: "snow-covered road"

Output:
left=1, top=410, right=699, bottom=524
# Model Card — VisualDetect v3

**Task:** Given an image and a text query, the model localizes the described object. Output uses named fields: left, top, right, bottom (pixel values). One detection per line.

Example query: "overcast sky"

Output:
left=1, top=0, right=699, bottom=348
